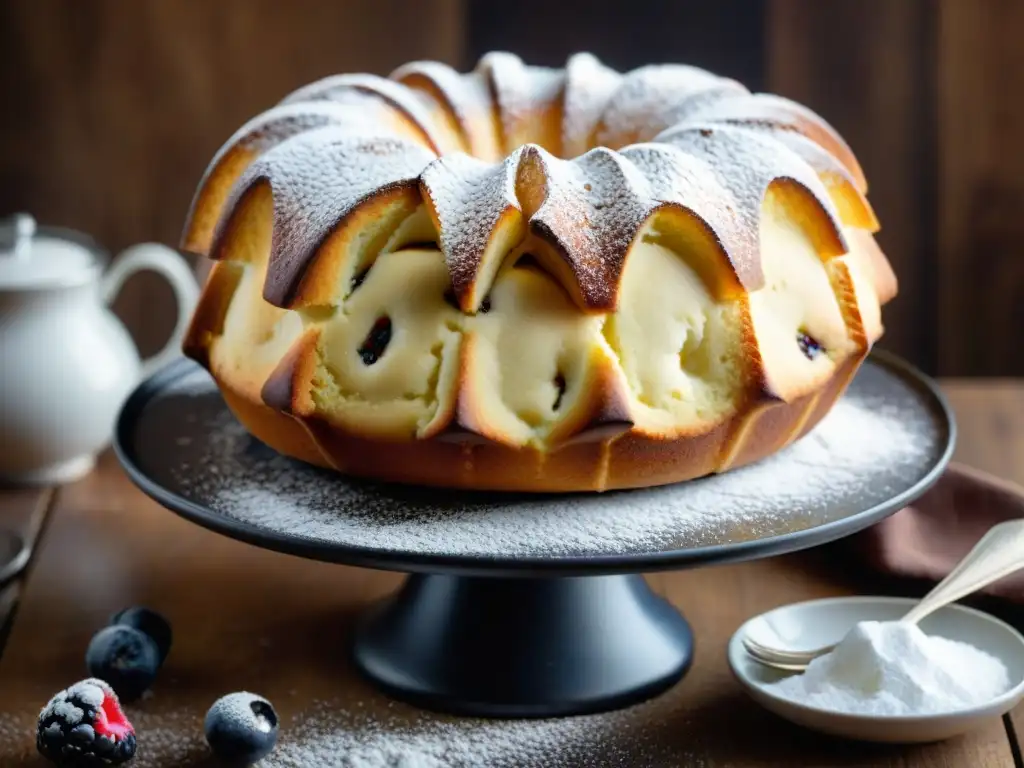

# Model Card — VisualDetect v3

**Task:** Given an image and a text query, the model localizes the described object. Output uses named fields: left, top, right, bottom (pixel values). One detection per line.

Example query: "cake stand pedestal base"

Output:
left=352, top=573, right=693, bottom=718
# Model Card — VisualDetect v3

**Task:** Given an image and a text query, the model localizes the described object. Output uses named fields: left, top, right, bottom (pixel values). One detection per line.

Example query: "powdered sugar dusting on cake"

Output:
left=224, top=128, right=435, bottom=306
left=194, top=53, right=873, bottom=321
left=726, top=127, right=876, bottom=229
left=391, top=62, right=502, bottom=161
left=424, top=143, right=679, bottom=312
left=734, top=127, right=852, bottom=184
left=221, top=103, right=391, bottom=160
left=278, top=73, right=452, bottom=154
left=621, top=143, right=758, bottom=288
left=183, top=102, right=411, bottom=256
left=594, top=65, right=748, bottom=149
left=681, top=92, right=865, bottom=189
left=414, top=132, right=800, bottom=312
left=514, top=141, right=762, bottom=309
left=562, top=53, right=622, bottom=158
left=420, top=150, right=523, bottom=308
left=161, top=362, right=939, bottom=559
left=522, top=145, right=652, bottom=309
left=655, top=123, right=847, bottom=286
left=477, top=52, right=565, bottom=154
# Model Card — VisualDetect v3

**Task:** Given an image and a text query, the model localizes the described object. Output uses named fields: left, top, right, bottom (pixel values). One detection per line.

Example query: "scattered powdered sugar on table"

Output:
left=130, top=708, right=208, bottom=766
left=265, top=691, right=695, bottom=768
left=0, top=689, right=704, bottom=766
left=0, top=712, right=29, bottom=754
left=155, top=365, right=939, bottom=558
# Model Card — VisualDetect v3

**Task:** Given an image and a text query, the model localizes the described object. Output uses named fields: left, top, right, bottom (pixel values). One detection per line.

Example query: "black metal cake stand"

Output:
left=114, top=351, right=954, bottom=718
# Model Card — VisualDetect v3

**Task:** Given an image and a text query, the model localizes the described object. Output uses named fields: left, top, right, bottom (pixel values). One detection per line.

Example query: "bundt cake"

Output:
left=181, top=52, right=896, bottom=493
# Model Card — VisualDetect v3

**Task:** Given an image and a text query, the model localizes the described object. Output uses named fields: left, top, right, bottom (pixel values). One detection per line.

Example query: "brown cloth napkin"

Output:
left=854, top=462, right=1024, bottom=602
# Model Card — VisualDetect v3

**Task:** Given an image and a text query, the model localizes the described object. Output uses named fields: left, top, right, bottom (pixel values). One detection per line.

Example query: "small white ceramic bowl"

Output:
left=728, top=596, right=1024, bottom=743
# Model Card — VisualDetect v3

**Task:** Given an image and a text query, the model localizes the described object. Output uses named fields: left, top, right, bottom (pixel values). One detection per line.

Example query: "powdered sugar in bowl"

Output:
left=728, top=596, right=1024, bottom=743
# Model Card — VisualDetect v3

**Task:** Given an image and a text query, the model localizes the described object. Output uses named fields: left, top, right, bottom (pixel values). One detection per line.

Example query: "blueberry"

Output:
left=204, top=692, right=279, bottom=764
left=85, top=625, right=160, bottom=702
left=111, top=606, right=173, bottom=664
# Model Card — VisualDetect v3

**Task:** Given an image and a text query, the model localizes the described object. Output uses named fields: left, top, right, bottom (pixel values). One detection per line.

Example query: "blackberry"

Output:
left=37, top=678, right=136, bottom=767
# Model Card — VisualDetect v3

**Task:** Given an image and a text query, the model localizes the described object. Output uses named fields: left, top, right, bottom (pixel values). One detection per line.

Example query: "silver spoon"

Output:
left=744, top=518, right=1024, bottom=672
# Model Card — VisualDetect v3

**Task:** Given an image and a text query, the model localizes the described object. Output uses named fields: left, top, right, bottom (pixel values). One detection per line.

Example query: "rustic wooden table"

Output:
left=0, top=380, right=1022, bottom=766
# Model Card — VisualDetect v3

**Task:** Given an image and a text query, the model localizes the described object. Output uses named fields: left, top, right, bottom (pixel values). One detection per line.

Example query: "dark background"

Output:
left=1, top=0, right=1018, bottom=377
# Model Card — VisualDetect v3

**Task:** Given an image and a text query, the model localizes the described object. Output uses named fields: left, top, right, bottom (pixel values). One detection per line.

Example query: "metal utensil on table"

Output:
left=743, top=518, right=1024, bottom=672
left=0, top=529, right=29, bottom=587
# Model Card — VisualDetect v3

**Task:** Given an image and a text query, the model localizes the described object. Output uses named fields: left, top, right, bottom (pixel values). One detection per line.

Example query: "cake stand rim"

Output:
left=113, top=350, right=956, bottom=577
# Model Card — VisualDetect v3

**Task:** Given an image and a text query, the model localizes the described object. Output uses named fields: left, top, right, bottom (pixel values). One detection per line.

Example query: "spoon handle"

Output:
left=902, top=519, right=1024, bottom=626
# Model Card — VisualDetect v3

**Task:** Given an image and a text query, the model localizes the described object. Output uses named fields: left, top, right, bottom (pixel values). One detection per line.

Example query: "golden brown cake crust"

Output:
left=180, top=52, right=896, bottom=493
left=213, top=373, right=844, bottom=492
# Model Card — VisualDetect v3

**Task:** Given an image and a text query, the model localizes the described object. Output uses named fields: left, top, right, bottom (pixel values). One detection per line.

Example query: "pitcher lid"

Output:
left=0, top=213, right=104, bottom=290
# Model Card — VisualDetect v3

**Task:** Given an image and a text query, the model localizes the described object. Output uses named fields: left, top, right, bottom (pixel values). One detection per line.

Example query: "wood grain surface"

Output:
left=467, top=0, right=763, bottom=85
left=0, top=485, right=55, bottom=552
left=936, top=1, right=1024, bottom=377
left=943, top=380, right=1024, bottom=757
left=766, top=0, right=937, bottom=376
left=0, top=0, right=463, bottom=356
left=4, top=1, right=1022, bottom=374
left=0, top=485, right=56, bottom=707
left=0, top=381, right=1021, bottom=765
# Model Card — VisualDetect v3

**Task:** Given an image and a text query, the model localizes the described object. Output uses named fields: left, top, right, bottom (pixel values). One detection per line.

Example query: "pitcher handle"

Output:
left=101, top=243, right=200, bottom=380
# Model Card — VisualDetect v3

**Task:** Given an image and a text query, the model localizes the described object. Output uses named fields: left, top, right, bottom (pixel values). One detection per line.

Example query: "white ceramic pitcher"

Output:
left=0, top=213, right=199, bottom=485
